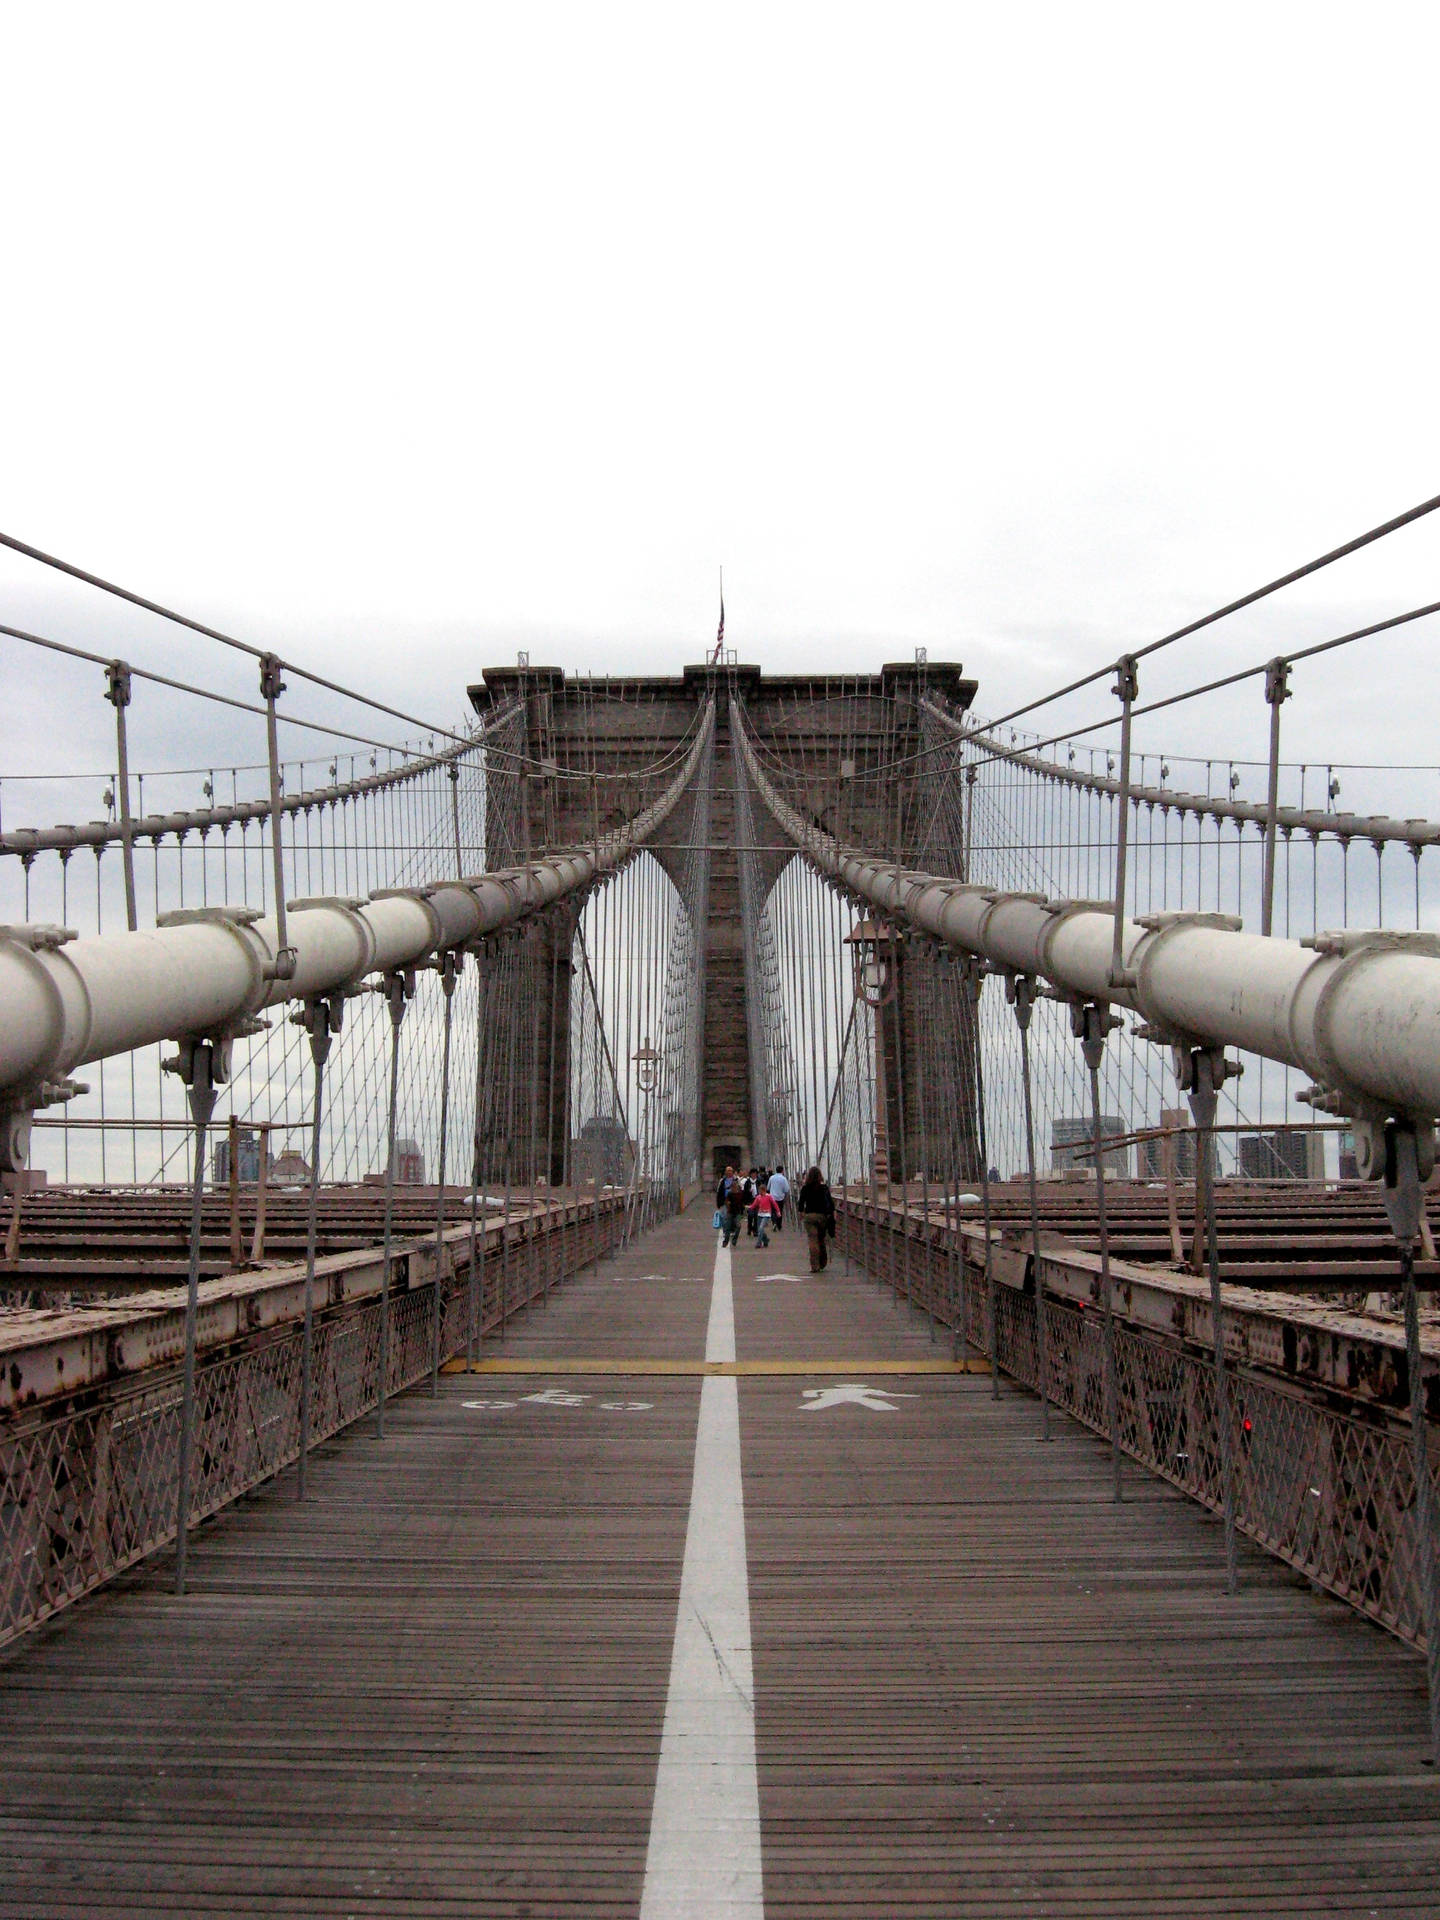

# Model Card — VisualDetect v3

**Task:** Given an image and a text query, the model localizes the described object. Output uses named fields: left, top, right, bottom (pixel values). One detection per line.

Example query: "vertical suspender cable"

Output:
left=430, top=950, right=460, bottom=1394
left=105, top=661, right=138, bottom=932
left=296, top=996, right=338, bottom=1499
left=1012, top=976, right=1051, bottom=1439
left=376, top=969, right=412, bottom=1437
left=173, top=1041, right=218, bottom=1595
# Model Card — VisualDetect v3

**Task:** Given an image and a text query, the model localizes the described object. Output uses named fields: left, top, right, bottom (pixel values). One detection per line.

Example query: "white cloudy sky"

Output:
left=3, top=1, right=1439, bottom=799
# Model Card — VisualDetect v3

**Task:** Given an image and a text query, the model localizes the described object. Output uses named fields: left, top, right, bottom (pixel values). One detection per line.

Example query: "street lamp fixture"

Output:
left=845, top=918, right=897, bottom=1008
left=844, top=919, right=897, bottom=1186
left=633, top=1038, right=660, bottom=1095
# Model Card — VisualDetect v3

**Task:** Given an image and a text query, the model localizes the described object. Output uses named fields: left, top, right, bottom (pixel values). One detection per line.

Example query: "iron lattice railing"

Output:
left=838, top=1201, right=1439, bottom=1651
left=0, top=1199, right=627, bottom=1648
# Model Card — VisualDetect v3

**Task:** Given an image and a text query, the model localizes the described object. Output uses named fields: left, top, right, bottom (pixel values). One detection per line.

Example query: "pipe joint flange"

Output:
left=1299, top=934, right=1440, bottom=1109
left=155, top=904, right=273, bottom=1016
left=1130, top=910, right=1244, bottom=1019
left=288, top=896, right=380, bottom=990
left=0, top=923, right=79, bottom=952
left=0, top=925, right=77, bottom=1094
left=368, top=886, right=446, bottom=950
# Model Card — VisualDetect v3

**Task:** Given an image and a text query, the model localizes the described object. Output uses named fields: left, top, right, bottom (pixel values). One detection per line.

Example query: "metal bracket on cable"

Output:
left=1108, top=655, right=1140, bottom=991
left=290, top=989, right=346, bottom=1061
left=372, top=966, right=417, bottom=1019
left=259, top=654, right=297, bottom=984
left=1172, top=1040, right=1243, bottom=1116
left=1002, top=970, right=1036, bottom=1029
left=1069, top=998, right=1124, bottom=1070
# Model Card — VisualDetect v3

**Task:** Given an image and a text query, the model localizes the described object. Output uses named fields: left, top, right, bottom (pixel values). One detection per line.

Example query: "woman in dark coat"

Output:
left=797, top=1166, right=835, bottom=1273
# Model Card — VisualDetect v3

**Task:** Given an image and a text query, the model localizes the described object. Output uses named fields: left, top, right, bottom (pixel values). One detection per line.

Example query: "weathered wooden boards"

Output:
left=0, top=1210, right=1436, bottom=1914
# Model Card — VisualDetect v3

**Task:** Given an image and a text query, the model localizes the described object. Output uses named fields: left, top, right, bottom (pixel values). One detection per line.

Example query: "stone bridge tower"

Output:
left=469, top=661, right=977, bottom=1184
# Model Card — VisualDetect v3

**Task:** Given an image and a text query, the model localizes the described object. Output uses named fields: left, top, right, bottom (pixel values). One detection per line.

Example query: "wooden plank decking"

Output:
left=0, top=1209, right=1437, bottom=1915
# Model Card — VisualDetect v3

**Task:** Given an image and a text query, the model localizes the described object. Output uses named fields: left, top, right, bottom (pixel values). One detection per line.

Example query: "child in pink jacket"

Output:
left=748, top=1187, right=779, bottom=1248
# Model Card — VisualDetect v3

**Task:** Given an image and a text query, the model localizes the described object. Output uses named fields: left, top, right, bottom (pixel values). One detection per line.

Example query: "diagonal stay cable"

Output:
left=975, top=487, right=1440, bottom=736
left=0, top=526, right=475, bottom=746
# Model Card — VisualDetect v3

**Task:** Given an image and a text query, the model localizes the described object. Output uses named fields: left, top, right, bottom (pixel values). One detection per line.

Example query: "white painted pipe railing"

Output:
left=736, top=712, right=1440, bottom=1131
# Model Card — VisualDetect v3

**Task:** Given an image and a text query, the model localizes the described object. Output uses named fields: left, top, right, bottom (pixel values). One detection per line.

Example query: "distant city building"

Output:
left=570, top=1114, right=632, bottom=1186
left=212, top=1127, right=268, bottom=1186
left=391, top=1137, right=425, bottom=1185
left=1337, top=1129, right=1360, bottom=1180
left=1237, top=1127, right=1325, bottom=1182
left=270, top=1148, right=311, bottom=1188
left=1139, top=1108, right=1198, bottom=1181
left=1050, top=1115, right=1126, bottom=1178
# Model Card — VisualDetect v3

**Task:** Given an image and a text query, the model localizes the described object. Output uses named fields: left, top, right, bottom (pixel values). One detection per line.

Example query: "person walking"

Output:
left=743, top=1168, right=759, bottom=1238
left=749, top=1184, right=779, bottom=1248
left=716, top=1166, right=745, bottom=1248
left=767, top=1164, right=790, bottom=1234
left=722, top=1168, right=749, bottom=1248
left=797, top=1165, right=835, bottom=1273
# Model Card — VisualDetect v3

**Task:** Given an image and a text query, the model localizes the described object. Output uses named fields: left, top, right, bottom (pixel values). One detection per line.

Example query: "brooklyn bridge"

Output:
left=2, top=516, right=1440, bottom=1915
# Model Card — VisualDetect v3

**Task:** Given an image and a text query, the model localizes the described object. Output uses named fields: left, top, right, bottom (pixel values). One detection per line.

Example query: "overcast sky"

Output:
left=4, top=2, right=1439, bottom=800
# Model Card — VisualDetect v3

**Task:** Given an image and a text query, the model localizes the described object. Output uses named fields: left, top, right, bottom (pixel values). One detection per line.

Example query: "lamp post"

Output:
left=632, top=1037, right=660, bottom=1186
left=845, top=919, right=896, bottom=1188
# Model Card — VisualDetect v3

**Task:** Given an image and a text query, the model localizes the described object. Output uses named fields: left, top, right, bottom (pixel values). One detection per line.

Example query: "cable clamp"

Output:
left=1301, top=928, right=1440, bottom=959
left=1133, top=910, right=1242, bottom=934
left=0, top=923, right=78, bottom=951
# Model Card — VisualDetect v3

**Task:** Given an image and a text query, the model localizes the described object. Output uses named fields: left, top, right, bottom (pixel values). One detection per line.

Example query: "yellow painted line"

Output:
left=443, top=1357, right=989, bottom=1376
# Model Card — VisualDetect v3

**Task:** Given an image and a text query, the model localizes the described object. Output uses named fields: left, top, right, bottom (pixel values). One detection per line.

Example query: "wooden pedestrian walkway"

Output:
left=1, top=1208, right=1437, bottom=1916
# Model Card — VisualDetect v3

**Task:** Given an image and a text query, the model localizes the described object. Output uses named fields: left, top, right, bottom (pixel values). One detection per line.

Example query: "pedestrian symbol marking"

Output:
left=799, top=1383, right=917, bottom=1413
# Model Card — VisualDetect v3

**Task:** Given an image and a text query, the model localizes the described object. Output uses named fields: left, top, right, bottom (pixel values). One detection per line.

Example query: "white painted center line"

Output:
left=639, top=1238, right=764, bottom=1918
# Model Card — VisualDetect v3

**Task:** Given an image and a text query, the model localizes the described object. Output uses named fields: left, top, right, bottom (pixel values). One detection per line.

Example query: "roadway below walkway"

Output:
left=1, top=1207, right=1437, bottom=1915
